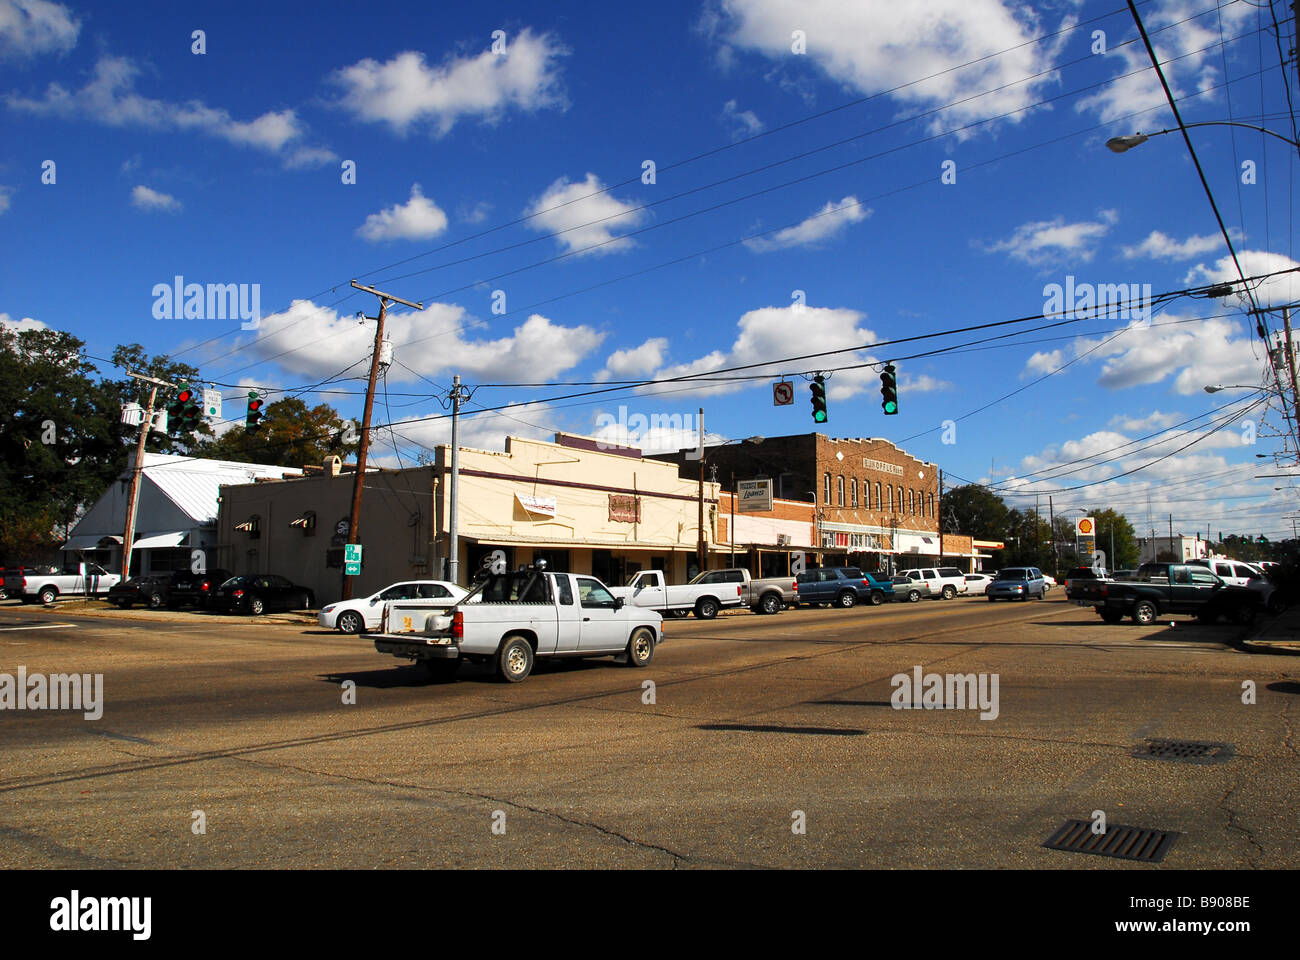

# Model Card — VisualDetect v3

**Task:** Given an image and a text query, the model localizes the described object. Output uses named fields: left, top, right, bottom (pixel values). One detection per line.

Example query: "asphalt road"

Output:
left=0, top=593, right=1296, bottom=869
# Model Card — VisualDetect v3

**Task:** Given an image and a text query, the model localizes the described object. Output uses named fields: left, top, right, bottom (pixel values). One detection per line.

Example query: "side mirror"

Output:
left=370, top=598, right=379, bottom=604
left=613, top=597, right=625, bottom=610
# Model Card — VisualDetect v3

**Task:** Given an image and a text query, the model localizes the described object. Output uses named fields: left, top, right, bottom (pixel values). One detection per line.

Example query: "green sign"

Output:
left=344, top=543, right=362, bottom=576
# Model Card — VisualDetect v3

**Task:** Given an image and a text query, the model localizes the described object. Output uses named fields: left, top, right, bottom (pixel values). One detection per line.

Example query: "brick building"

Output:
left=654, top=433, right=976, bottom=573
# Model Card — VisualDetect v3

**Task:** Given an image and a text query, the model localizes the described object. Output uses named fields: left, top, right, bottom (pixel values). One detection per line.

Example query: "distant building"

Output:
left=1136, top=535, right=1209, bottom=564
left=61, top=453, right=301, bottom=576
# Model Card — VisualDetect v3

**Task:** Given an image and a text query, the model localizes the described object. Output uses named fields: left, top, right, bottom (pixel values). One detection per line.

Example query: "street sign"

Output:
left=344, top=543, right=362, bottom=576
left=773, top=381, right=793, bottom=406
left=202, top=388, right=222, bottom=419
left=737, top=478, right=773, bottom=512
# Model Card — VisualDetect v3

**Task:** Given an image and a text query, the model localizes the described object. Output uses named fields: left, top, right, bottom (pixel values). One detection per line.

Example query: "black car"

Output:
left=167, top=568, right=233, bottom=609
left=211, top=574, right=315, bottom=615
left=106, top=574, right=176, bottom=609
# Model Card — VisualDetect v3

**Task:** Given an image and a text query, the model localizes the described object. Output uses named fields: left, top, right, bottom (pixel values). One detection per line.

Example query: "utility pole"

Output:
left=1048, top=495, right=1056, bottom=574
left=342, top=281, right=423, bottom=600
left=447, top=374, right=470, bottom=586
left=696, top=408, right=706, bottom=575
left=729, top=470, right=736, bottom=568
left=1281, top=307, right=1300, bottom=435
left=120, top=371, right=175, bottom=580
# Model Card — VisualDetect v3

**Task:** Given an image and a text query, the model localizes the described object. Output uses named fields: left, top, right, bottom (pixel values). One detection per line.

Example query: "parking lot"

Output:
left=0, top=592, right=1296, bottom=869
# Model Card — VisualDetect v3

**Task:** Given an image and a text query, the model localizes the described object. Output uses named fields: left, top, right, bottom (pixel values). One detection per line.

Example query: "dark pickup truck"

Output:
left=1071, top=562, right=1261, bottom=625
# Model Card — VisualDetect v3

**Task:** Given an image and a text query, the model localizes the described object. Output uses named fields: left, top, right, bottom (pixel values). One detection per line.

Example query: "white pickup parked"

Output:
left=608, top=568, right=747, bottom=619
left=13, top=561, right=121, bottom=604
left=364, top=563, right=663, bottom=683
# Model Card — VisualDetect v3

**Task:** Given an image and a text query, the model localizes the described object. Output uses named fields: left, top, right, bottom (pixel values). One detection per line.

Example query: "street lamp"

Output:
left=1204, top=383, right=1267, bottom=393
left=1106, top=122, right=1300, bottom=154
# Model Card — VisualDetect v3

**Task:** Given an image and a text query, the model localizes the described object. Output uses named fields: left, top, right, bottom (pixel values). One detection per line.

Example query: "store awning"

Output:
left=61, top=534, right=122, bottom=551
left=131, top=530, right=188, bottom=550
left=469, top=535, right=680, bottom=552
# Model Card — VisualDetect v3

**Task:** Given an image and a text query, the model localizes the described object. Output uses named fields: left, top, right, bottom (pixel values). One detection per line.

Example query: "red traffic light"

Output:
left=177, top=388, right=193, bottom=403
left=248, top=398, right=262, bottom=412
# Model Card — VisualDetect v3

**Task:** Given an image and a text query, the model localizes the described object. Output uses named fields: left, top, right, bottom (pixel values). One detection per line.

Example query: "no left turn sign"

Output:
left=773, top=381, right=794, bottom=406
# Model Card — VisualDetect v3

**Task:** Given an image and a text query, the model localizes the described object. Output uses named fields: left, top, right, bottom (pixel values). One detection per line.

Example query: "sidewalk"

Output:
left=1237, top=604, right=1300, bottom=655
left=0, top=598, right=315, bottom=628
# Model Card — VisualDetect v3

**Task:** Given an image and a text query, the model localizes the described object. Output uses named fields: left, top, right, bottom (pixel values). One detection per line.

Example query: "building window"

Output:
left=886, top=485, right=893, bottom=513
left=908, top=489, right=914, bottom=515
left=837, top=476, right=845, bottom=506
left=850, top=478, right=858, bottom=507
left=875, top=482, right=882, bottom=511
left=928, top=492, right=935, bottom=517
left=824, top=473, right=831, bottom=503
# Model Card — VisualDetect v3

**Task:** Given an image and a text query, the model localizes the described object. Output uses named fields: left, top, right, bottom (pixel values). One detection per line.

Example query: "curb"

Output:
left=7, top=603, right=316, bottom=628
left=1234, top=613, right=1300, bottom=655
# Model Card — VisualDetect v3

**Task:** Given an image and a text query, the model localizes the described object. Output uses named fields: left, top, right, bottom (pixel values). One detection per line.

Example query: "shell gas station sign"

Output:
left=1075, top=517, right=1096, bottom=555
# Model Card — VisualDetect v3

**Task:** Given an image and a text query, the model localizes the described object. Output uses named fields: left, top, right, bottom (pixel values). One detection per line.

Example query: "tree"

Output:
left=1090, top=508, right=1139, bottom=569
left=941, top=484, right=1010, bottom=540
left=0, top=327, right=130, bottom=561
left=107, top=343, right=211, bottom=455
left=194, top=397, right=355, bottom=468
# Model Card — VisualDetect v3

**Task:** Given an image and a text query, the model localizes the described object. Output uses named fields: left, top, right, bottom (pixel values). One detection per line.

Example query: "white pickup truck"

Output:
left=364, top=562, right=663, bottom=683
left=608, top=568, right=749, bottom=619
left=12, top=561, right=121, bottom=604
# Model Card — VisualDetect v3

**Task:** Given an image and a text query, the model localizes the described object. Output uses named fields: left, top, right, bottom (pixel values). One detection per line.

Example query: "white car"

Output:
left=319, top=579, right=466, bottom=634
left=1041, top=574, right=1057, bottom=590
left=963, top=573, right=994, bottom=593
left=898, top=567, right=968, bottom=599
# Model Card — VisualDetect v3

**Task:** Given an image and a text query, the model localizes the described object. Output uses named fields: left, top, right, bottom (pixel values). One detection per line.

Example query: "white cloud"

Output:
left=379, top=402, right=561, bottom=462
left=0, top=0, right=79, bottom=59
left=523, top=173, right=645, bottom=256
left=1075, top=1, right=1255, bottom=125
left=744, top=195, right=869, bottom=252
left=7, top=55, right=313, bottom=162
left=0, top=311, right=46, bottom=333
left=330, top=28, right=567, bottom=136
left=983, top=210, right=1117, bottom=266
left=599, top=337, right=669, bottom=380
left=899, top=372, right=951, bottom=393
left=1023, top=349, right=1063, bottom=376
left=710, top=0, right=1068, bottom=137
left=283, top=146, right=339, bottom=170
left=0, top=184, right=10, bottom=213
left=459, top=201, right=492, bottom=224
left=1185, top=249, right=1300, bottom=311
left=1122, top=230, right=1224, bottom=261
left=1109, top=410, right=1184, bottom=432
left=242, top=299, right=605, bottom=385
left=130, top=184, right=181, bottom=213
left=721, top=98, right=763, bottom=139
left=357, top=183, right=448, bottom=242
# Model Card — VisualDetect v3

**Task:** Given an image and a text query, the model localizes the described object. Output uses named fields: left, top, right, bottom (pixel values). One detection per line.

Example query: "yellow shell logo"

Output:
left=1078, top=519, right=1094, bottom=534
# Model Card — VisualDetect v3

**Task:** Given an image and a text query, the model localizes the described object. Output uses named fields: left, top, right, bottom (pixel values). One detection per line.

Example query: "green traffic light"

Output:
left=883, top=400, right=897, bottom=415
left=814, top=410, right=827, bottom=423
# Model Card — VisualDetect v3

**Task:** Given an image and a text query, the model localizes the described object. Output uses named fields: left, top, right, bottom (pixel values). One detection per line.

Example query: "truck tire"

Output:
left=336, top=610, right=364, bottom=634
left=497, top=635, right=534, bottom=682
left=38, top=586, right=57, bottom=605
left=423, top=658, right=461, bottom=682
left=836, top=590, right=856, bottom=608
left=695, top=597, right=720, bottom=620
left=869, top=591, right=884, bottom=606
left=1132, top=600, right=1157, bottom=625
left=942, top=585, right=956, bottom=600
left=759, top=593, right=782, bottom=615
left=626, top=627, right=655, bottom=667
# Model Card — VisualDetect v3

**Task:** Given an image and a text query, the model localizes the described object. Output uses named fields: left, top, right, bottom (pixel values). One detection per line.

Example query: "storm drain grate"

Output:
left=1131, top=738, right=1234, bottom=765
left=1043, top=820, right=1179, bottom=863
left=696, top=723, right=864, bottom=736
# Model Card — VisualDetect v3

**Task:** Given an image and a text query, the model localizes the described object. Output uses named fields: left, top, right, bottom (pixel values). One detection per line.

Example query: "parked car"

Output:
left=319, top=579, right=466, bottom=633
left=0, top=567, right=44, bottom=601
left=890, top=576, right=932, bottom=603
left=211, top=574, right=315, bottom=615
left=987, top=567, right=1048, bottom=601
left=165, top=568, right=234, bottom=609
left=1073, top=562, right=1261, bottom=625
left=365, top=562, right=663, bottom=683
left=608, top=568, right=758, bottom=618
left=793, top=567, right=893, bottom=607
left=1189, top=558, right=1284, bottom=613
left=106, top=574, right=175, bottom=609
left=1041, top=573, right=1057, bottom=590
left=11, top=561, right=120, bottom=604
left=897, top=567, right=968, bottom=599
left=963, top=573, right=994, bottom=593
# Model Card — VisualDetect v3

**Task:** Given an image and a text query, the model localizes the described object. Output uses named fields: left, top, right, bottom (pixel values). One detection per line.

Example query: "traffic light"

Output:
left=810, top=375, right=828, bottom=423
left=880, top=364, right=898, bottom=415
left=245, top=390, right=264, bottom=433
left=165, top=388, right=186, bottom=430
left=179, top=385, right=202, bottom=428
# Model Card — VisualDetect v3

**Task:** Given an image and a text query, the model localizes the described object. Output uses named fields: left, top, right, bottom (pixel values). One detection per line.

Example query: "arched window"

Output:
left=928, top=492, right=935, bottom=517
left=824, top=473, right=832, bottom=503
left=886, top=485, right=894, bottom=513
left=850, top=478, right=858, bottom=507
left=875, top=482, right=882, bottom=511
left=837, top=476, right=845, bottom=506
left=907, top=489, right=914, bottom=515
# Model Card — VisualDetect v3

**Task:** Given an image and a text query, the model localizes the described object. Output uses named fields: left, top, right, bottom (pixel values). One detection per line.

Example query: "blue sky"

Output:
left=3, top=0, right=1299, bottom=539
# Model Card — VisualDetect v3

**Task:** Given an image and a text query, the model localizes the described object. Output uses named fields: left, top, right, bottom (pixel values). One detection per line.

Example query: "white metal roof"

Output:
left=140, top=453, right=301, bottom=524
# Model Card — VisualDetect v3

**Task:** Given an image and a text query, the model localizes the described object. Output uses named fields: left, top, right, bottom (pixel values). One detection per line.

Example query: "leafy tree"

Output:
left=108, top=343, right=211, bottom=455
left=940, top=484, right=1010, bottom=540
left=1089, top=508, right=1139, bottom=569
left=0, top=327, right=128, bottom=561
left=194, top=396, right=355, bottom=468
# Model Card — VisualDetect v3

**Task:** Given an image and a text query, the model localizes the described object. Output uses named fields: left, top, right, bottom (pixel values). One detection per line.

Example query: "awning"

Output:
left=469, top=535, right=679, bottom=552
left=61, top=534, right=122, bottom=551
left=132, top=530, right=188, bottom=550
